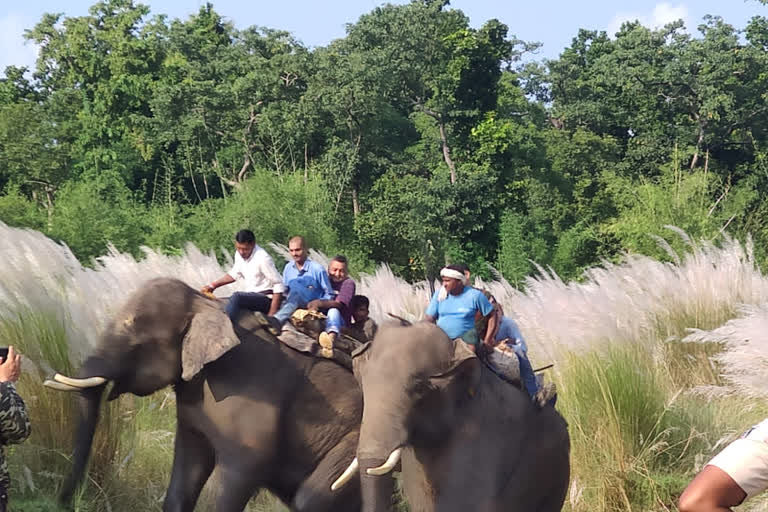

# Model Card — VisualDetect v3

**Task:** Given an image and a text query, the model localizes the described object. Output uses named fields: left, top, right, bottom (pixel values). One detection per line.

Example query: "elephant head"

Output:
left=333, top=322, right=481, bottom=511
left=44, top=277, right=240, bottom=503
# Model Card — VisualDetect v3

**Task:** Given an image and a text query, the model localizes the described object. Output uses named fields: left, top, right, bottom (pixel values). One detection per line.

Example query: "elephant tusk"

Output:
left=366, top=447, right=402, bottom=476
left=330, top=457, right=358, bottom=491
left=43, top=379, right=81, bottom=392
left=53, top=374, right=108, bottom=388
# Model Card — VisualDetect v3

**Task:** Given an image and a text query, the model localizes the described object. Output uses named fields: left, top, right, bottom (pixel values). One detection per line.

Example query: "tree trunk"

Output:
left=690, top=121, right=706, bottom=170
left=438, top=122, right=457, bottom=184
left=46, top=188, right=54, bottom=232
left=352, top=185, right=360, bottom=216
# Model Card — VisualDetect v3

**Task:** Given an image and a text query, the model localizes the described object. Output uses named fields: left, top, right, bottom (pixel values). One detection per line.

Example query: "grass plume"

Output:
left=2, top=222, right=768, bottom=510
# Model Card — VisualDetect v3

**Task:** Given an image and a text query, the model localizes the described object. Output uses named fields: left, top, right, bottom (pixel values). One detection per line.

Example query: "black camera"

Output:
left=0, top=348, right=9, bottom=361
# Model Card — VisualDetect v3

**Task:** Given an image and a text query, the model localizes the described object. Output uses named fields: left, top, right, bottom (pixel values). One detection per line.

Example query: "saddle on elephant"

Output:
left=200, top=289, right=363, bottom=370
left=252, top=309, right=363, bottom=371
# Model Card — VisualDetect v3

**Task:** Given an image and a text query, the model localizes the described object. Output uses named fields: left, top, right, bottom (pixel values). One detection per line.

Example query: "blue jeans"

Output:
left=515, top=351, right=539, bottom=398
left=325, top=308, right=343, bottom=334
left=274, top=291, right=303, bottom=324
left=506, top=342, right=538, bottom=397
left=225, top=292, right=272, bottom=323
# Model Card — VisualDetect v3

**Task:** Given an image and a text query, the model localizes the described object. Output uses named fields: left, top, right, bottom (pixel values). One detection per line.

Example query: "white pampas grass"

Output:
left=3, top=221, right=768, bottom=397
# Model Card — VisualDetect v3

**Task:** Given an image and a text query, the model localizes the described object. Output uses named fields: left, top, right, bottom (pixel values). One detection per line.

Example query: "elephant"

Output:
left=332, top=322, right=571, bottom=512
left=44, top=277, right=376, bottom=512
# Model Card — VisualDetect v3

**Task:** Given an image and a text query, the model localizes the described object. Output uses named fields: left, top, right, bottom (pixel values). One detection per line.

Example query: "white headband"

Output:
left=440, top=268, right=467, bottom=283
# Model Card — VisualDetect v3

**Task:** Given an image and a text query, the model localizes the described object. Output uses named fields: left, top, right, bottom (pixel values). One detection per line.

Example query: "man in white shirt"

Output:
left=202, top=230, right=285, bottom=322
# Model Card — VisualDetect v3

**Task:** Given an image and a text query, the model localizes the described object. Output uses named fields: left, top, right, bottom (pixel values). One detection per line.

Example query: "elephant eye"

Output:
left=407, top=380, right=433, bottom=398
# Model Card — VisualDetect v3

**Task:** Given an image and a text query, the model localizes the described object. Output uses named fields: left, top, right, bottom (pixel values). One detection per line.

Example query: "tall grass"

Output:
left=2, top=221, right=768, bottom=511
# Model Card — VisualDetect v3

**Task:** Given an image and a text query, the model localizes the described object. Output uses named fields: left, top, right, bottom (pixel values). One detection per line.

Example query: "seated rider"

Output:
left=344, top=295, right=378, bottom=343
left=269, top=235, right=334, bottom=332
left=202, top=229, right=284, bottom=321
left=307, top=255, right=356, bottom=351
left=477, top=290, right=539, bottom=398
left=424, top=264, right=497, bottom=352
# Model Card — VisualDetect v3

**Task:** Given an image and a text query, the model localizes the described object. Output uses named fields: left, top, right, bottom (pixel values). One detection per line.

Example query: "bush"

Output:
left=48, top=172, right=148, bottom=263
left=0, top=188, right=46, bottom=231
left=495, top=211, right=531, bottom=285
left=607, top=165, right=757, bottom=262
left=187, top=170, right=338, bottom=260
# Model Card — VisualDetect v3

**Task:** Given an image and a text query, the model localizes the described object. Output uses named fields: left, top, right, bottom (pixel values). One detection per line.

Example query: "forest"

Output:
left=3, top=0, right=768, bottom=284
left=6, top=2, right=768, bottom=511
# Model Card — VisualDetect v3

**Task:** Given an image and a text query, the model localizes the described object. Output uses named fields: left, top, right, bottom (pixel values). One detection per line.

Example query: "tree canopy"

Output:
left=3, top=0, right=768, bottom=283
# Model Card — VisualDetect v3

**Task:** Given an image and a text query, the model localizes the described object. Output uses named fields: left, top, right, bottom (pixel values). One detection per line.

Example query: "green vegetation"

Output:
left=0, top=223, right=767, bottom=511
left=4, top=0, right=768, bottom=510
left=3, top=0, right=768, bottom=281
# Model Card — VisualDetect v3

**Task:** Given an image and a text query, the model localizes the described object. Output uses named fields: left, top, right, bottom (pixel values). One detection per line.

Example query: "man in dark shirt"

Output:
left=307, top=255, right=355, bottom=351
left=345, top=295, right=378, bottom=343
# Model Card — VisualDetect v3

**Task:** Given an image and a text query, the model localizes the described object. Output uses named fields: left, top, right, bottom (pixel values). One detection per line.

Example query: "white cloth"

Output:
left=440, top=268, right=467, bottom=283
left=438, top=268, right=467, bottom=302
left=227, top=246, right=286, bottom=294
left=708, top=418, right=768, bottom=498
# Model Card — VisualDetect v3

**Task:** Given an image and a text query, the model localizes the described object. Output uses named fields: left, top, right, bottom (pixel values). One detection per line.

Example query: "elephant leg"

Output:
left=214, top=466, right=260, bottom=512
left=163, top=426, right=215, bottom=512
left=292, top=431, right=361, bottom=512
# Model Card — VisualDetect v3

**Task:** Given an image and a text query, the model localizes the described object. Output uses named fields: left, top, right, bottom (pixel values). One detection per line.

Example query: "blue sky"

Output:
left=1, top=1, right=766, bottom=74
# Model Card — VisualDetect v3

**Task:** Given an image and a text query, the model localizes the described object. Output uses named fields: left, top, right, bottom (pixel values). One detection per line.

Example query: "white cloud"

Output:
left=652, top=3, right=688, bottom=26
left=0, top=12, right=39, bottom=77
left=607, top=2, right=689, bottom=37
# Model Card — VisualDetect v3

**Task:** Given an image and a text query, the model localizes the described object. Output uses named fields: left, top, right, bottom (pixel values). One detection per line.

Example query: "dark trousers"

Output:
left=225, top=292, right=272, bottom=322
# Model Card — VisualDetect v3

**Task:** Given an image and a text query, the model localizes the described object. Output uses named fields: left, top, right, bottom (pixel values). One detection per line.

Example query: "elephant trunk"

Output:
left=59, top=357, right=114, bottom=505
left=359, top=457, right=396, bottom=512
left=60, top=384, right=105, bottom=504
left=357, top=389, right=408, bottom=512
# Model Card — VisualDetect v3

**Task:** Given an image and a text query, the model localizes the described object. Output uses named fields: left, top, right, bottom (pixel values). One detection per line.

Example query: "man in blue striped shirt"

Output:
left=271, top=236, right=334, bottom=329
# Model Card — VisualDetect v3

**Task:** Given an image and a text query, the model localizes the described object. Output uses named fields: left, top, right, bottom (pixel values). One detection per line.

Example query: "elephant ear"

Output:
left=428, top=340, right=481, bottom=394
left=351, top=341, right=372, bottom=379
left=181, top=297, right=240, bottom=381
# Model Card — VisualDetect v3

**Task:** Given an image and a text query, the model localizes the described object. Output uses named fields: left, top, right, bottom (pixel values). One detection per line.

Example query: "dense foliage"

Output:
left=2, top=0, right=768, bottom=283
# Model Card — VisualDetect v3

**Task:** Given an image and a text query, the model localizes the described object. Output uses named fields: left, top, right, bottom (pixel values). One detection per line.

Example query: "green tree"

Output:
left=25, top=0, right=165, bottom=188
left=49, top=171, right=148, bottom=261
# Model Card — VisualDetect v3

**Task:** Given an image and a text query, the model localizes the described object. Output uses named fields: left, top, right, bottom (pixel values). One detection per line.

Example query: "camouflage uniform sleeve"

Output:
left=0, top=382, right=30, bottom=445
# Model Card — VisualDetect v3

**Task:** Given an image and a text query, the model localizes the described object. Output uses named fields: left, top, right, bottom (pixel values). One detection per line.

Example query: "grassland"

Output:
left=2, top=222, right=768, bottom=511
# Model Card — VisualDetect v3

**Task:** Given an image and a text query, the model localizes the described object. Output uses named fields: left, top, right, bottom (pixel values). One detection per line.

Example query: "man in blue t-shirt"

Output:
left=269, top=236, right=333, bottom=330
left=424, top=264, right=497, bottom=351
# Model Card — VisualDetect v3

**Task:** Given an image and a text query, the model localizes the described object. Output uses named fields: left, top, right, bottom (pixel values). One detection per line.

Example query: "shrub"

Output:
left=48, top=172, right=148, bottom=263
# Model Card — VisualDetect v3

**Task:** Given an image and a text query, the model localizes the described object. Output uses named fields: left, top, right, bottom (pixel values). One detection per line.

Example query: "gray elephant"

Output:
left=44, top=277, right=373, bottom=512
left=332, top=322, right=570, bottom=512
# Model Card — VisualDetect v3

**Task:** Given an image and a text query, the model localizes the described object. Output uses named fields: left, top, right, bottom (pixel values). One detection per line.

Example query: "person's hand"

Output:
left=307, top=300, right=321, bottom=311
left=201, top=284, right=215, bottom=295
left=0, top=346, right=22, bottom=383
